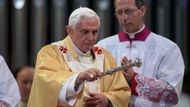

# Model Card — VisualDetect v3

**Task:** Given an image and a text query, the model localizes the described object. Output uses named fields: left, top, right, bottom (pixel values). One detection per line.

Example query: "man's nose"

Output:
left=87, top=32, right=94, bottom=40
left=121, top=13, right=129, bottom=19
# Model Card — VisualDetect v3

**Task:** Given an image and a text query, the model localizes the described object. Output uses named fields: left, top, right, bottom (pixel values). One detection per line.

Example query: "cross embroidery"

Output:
left=59, top=46, right=68, bottom=53
left=94, top=47, right=102, bottom=54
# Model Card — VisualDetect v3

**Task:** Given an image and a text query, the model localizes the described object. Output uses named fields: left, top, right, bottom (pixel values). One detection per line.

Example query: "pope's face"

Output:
left=67, top=17, right=99, bottom=53
left=115, top=0, right=146, bottom=33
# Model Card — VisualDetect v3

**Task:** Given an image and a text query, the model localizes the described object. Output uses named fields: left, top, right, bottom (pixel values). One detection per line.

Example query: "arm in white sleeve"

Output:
left=131, top=44, right=184, bottom=106
left=59, top=73, right=84, bottom=106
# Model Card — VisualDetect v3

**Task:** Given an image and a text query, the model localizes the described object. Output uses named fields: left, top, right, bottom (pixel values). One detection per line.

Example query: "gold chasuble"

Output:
left=28, top=36, right=131, bottom=107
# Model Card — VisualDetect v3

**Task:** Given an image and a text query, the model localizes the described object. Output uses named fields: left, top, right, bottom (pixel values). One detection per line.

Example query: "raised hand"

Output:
left=121, top=56, right=135, bottom=80
left=74, top=68, right=103, bottom=91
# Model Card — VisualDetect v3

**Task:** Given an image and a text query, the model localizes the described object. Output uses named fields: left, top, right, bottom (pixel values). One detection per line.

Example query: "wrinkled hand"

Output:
left=121, top=56, right=135, bottom=79
left=84, top=92, right=109, bottom=107
left=77, top=68, right=103, bottom=84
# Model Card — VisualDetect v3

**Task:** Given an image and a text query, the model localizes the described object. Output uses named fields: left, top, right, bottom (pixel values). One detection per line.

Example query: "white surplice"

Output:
left=0, top=55, right=20, bottom=107
left=97, top=26, right=185, bottom=107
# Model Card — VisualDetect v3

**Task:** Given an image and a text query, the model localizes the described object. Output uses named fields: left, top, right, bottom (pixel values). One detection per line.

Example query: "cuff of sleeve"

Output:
left=68, top=73, right=84, bottom=94
left=59, top=73, right=84, bottom=106
left=131, top=72, right=138, bottom=95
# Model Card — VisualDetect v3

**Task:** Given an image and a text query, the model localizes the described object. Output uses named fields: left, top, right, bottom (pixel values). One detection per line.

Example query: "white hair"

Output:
left=68, top=7, right=100, bottom=28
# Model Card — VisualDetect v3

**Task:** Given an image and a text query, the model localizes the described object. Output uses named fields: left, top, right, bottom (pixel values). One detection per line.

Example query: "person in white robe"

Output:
left=97, top=0, right=185, bottom=107
left=0, top=55, right=20, bottom=107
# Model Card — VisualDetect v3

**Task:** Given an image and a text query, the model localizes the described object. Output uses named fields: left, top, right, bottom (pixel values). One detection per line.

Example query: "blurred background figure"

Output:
left=14, top=66, right=34, bottom=107
left=0, top=55, right=20, bottom=107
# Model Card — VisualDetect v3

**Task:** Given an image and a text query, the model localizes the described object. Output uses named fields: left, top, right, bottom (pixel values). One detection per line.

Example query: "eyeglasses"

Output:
left=115, top=8, right=139, bottom=17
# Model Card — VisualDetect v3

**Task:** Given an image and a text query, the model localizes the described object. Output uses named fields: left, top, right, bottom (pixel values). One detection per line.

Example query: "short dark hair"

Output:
left=13, top=65, right=34, bottom=79
left=135, top=0, right=146, bottom=8
left=114, top=0, right=146, bottom=9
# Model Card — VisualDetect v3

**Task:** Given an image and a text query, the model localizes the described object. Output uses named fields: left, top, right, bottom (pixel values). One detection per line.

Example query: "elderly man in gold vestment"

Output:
left=28, top=7, right=131, bottom=107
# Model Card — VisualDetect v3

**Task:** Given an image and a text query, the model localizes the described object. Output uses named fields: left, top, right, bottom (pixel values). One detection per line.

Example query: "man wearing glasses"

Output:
left=98, top=0, right=184, bottom=106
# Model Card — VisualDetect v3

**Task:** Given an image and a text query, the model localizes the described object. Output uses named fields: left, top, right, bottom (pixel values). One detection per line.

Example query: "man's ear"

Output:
left=66, top=25, right=73, bottom=36
left=140, top=6, right=147, bottom=17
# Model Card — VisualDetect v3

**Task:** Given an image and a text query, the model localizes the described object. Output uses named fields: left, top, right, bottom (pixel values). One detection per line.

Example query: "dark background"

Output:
left=0, top=0, right=189, bottom=95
